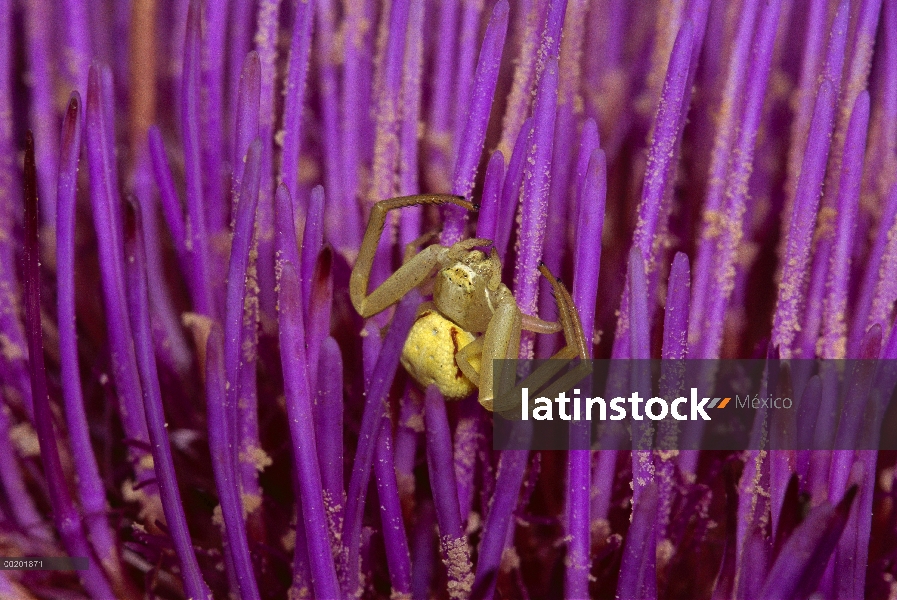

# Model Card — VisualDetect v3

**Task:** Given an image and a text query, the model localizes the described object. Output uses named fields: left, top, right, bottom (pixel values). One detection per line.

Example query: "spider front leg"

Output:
left=538, top=263, right=589, bottom=360
left=526, top=263, right=592, bottom=400
left=456, top=336, right=484, bottom=387
left=403, top=230, right=439, bottom=263
left=454, top=307, right=567, bottom=407
left=476, top=293, right=523, bottom=412
left=349, top=194, right=476, bottom=318
left=480, top=265, right=591, bottom=414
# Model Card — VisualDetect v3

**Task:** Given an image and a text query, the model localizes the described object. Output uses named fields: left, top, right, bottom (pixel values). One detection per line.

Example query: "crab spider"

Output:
left=350, top=194, right=590, bottom=413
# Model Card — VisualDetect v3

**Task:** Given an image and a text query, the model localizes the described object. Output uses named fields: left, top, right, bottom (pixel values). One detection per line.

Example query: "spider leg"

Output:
left=442, top=237, right=494, bottom=265
left=526, top=264, right=592, bottom=400
left=455, top=336, right=484, bottom=387
left=516, top=262, right=566, bottom=334
left=478, top=294, right=523, bottom=412
left=490, top=266, right=592, bottom=415
left=487, top=248, right=501, bottom=289
left=521, top=313, right=562, bottom=334
left=350, top=194, right=476, bottom=317
left=538, top=263, right=589, bottom=359
left=455, top=318, right=547, bottom=396
left=403, top=230, right=440, bottom=263
left=352, top=244, right=446, bottom=318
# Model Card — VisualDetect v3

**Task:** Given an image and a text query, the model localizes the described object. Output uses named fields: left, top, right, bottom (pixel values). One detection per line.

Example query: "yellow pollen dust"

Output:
left=401, top=311, right=479, bottom=399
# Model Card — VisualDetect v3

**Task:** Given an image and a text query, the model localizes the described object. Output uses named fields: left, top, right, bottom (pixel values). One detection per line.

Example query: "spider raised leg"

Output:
left=350, top=194, right=590, bottom=412
left=350, top=194, right=478, bottom=318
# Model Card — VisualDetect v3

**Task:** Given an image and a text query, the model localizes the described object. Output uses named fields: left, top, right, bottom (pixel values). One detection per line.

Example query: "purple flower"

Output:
left=1, top=1, right=896, bottom=598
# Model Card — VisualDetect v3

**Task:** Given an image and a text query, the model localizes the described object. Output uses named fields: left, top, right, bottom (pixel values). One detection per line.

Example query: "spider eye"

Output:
left=442, top=264, right=476, bottom=292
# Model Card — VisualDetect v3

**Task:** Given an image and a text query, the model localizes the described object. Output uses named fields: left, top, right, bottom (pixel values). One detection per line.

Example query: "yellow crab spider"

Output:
left=350, top=194, right=590, bottom=412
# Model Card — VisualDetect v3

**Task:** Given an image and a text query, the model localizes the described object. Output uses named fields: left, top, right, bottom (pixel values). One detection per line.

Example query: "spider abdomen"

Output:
left=433, top=260, right=494, bottom=332
left=400, top=310, right=479, bottom=399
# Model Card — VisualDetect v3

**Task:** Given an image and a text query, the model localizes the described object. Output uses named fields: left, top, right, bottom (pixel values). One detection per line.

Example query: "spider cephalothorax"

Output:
left=434, top=249, right=502, bottom=333
left=350, top=194, right=588, bottom=412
